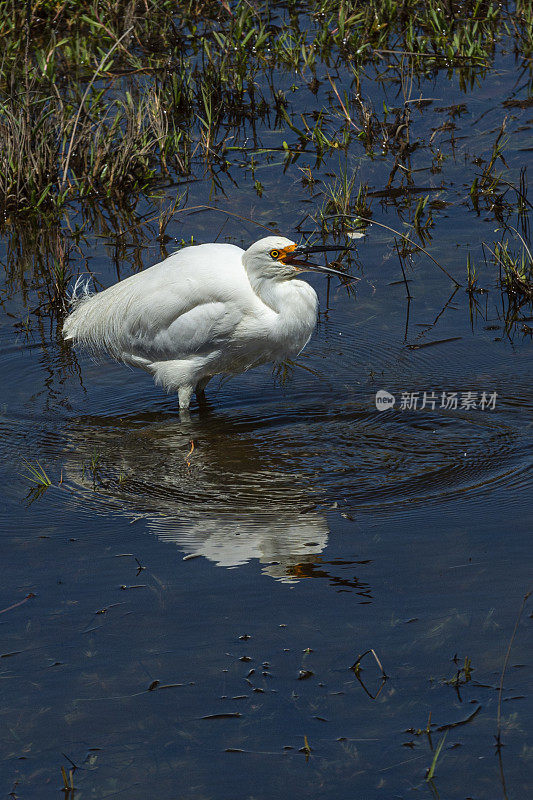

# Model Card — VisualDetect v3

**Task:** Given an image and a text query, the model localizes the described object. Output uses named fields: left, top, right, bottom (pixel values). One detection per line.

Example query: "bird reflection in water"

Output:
left=62, top=409, right=329, bottom=582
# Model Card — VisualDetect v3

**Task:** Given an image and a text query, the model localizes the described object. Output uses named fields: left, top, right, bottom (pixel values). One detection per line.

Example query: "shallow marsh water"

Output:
left=1, top=11, right=533, bottom=800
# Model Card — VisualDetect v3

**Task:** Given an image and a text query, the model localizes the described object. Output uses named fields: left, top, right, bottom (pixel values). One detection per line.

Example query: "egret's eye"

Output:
left=269, top=249, right=280, bottom=259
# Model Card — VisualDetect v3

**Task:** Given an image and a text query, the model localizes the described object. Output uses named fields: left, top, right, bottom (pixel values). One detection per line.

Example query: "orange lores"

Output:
left=277, top=243, right=297, bottom=261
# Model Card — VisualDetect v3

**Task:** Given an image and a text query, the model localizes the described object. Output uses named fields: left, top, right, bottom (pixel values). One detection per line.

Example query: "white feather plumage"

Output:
left=63, top=236, right=321, bottom=409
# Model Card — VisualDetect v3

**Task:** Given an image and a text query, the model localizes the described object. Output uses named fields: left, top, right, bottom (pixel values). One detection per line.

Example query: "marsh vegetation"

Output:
left=0, top=2, right=531, bottom=315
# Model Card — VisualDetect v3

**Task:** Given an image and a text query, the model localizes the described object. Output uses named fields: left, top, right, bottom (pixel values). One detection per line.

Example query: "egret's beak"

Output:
left=280, top=244, right=358, bottom=281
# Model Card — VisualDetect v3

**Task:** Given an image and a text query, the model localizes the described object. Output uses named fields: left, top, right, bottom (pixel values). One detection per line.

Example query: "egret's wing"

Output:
left=123, top=297, right=243, bottom=362
left=63, top=244, right=248, bottom=361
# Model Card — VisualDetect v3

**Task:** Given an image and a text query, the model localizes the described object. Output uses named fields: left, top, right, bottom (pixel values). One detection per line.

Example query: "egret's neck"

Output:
left=249, top=274, right=318, bottom=334
left=248, top=275, right=292, bottom=314
left=249, top=273, right=316, bottom=316
left=243, top=267, right=319, bottom=358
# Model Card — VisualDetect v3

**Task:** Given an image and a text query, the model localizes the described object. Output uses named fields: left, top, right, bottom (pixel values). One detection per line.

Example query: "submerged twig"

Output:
left=350, top=648, right=389, bottom=699
left=496, top=590, right=531, bottom=748
left=0, top=593, right=36, bottom=616
left=495, top=590, right=532, bottom=800
left=116, top=203, right=280, bottom=239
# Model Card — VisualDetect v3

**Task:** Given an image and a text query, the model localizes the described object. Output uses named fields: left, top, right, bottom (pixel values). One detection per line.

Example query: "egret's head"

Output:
left=243, top=236, right=299, bottom=281
left=243, top=236, right=353, bottom=282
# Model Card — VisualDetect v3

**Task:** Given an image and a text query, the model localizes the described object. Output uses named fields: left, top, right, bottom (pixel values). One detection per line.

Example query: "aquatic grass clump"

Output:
left=318, top=166, right=372, bottom=236
left=20, top=457, right=55, bottom=502
left=494, top=239, right=533, bottom=302
left=21, top=457, right=52, bottom=488
left=0, top=81, right=182, bottom=212
left=471, top=232, right=533, bottom=333
left=0, top=91, right=61, bottom=212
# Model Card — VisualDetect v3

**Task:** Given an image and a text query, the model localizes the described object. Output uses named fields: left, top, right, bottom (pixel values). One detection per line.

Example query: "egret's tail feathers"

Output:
left=68, top=275, right=93, bottom=310
left=63, top=276, right=102, bottom=347
left=62, top=275, right=137, bottom=360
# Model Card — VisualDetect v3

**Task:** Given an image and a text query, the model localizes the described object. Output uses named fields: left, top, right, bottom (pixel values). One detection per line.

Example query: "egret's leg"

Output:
left=178, top=385, right=193, bottom=410
left=195, top=375, right=211, bottom=400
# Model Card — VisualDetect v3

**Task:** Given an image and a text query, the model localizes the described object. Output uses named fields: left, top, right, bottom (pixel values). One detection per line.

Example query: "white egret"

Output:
left=63, top=236, right=352, bottom=409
